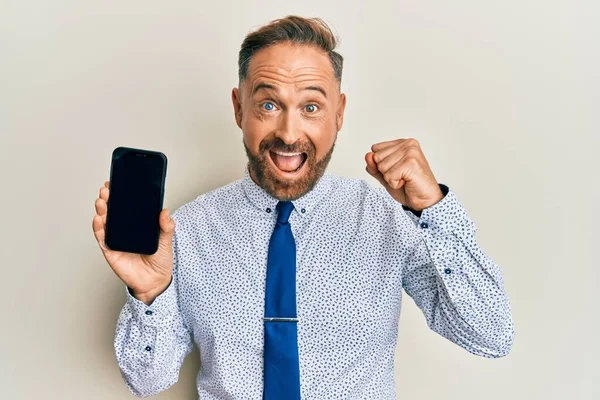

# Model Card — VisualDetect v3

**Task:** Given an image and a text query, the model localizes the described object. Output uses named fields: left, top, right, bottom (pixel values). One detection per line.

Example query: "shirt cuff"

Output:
left=415, top=186, right=477, bottom=240
left=125, top=277, right=178, bottom=327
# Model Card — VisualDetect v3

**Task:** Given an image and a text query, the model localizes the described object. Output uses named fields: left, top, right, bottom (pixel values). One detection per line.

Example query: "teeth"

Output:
left=272, top=150, right=302, bottom=157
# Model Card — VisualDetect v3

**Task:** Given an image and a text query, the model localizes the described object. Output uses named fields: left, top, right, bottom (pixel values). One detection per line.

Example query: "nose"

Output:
left=274, top=109, right=303, bottom=145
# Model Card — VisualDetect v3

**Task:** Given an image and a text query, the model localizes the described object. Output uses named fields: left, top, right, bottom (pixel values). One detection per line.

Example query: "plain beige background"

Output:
left=1, top=0, right=598, bottom=399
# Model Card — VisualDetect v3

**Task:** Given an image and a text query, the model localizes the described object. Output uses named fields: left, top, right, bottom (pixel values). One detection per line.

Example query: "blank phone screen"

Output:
left=105, top=149, right=166, bottom=255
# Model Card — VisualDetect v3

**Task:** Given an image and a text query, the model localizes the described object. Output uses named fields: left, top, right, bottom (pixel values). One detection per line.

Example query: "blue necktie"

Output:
left=263, top=201, right=301, bottom=400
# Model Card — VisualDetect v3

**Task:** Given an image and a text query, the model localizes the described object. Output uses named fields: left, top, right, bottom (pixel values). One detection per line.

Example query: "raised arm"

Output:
left=401, top=187, right=515, bottom=358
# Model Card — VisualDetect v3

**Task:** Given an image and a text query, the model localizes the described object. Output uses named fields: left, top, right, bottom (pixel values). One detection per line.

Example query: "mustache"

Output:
left=259, top=139, right=314, bottom=155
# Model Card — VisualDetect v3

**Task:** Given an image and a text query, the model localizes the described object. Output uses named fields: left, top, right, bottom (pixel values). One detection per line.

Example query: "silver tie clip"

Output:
left=264, top=317, right=299, bottom=322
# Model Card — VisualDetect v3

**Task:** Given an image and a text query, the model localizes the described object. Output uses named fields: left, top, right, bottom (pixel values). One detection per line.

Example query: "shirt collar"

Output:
left=241, top=163, right=333, bottom=218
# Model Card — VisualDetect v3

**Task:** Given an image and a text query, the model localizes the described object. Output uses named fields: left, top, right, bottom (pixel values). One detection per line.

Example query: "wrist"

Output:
left=132, top=276, right=172, bottom=306
left=412, top=185, right=446, bottom=211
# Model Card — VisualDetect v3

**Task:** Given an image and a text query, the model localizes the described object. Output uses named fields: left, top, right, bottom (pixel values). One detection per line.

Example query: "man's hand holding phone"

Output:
left=92, top=181, right=174, bottom=305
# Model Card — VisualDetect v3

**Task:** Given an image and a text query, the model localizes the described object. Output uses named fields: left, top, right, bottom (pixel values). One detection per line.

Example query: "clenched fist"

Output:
left=365, top=138, right=444, bottom=211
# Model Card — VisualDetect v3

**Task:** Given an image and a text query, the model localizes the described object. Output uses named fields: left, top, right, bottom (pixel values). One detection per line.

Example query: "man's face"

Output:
left=232, top=42, right=346, bottom=201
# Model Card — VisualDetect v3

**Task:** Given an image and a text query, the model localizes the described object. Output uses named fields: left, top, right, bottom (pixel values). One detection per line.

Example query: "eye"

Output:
left=262, top=102, right=276, bottom=111
left=305, top=104, right=318, bottom=113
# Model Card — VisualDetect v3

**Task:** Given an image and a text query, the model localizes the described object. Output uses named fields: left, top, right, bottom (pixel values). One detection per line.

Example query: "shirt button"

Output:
left=266, top=208, right=272, bottom=213
left=145, top=346, right=152, bottom=352
left=444, top=268, right=452, bottom=274
left=420, top=222, right=429, bottom=229
left=145, top=310, right=153, bottom=315
left=301, top=208, right=306, bottom=214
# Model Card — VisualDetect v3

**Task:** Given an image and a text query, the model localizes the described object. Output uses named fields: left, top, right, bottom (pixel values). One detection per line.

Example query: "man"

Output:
left=92, top=15, right=514, bottom=399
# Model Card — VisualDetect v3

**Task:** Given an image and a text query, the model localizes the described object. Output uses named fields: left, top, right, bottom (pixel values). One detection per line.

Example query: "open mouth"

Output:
left=268, top=150, right=308, bottom=175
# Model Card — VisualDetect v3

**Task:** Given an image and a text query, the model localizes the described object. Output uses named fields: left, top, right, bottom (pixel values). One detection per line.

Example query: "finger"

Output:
left=365, top=152, right=389, bottom=188
left=387, top=177, right=406, bottom=190
left=92, top=214, right=109, bottom=251
left=365, top=152, right=378, bottom=174
left=95, top=197, right=107, bottom=217
left=383, top=159, right=410, bottom=190
left=372, top=142, right=403, bottom=165
left=375, top=147, right=406, bottom=175
left=99, top=186, right=109, bottom=202
left=371, top=139, right=401, bottom=153
left=104, top=181, right=110, bottom=188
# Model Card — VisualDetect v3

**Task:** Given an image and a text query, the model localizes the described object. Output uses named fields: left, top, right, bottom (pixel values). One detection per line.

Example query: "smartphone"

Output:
left=105, top=146, right=168, bottom=255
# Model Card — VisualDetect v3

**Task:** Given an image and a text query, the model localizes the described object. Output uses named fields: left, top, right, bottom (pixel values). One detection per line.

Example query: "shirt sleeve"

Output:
left=113, top=230, right=193, bottom=397
left=399, top=186, right=515, bottom=358
left=401, top=183, right=448, bottom=221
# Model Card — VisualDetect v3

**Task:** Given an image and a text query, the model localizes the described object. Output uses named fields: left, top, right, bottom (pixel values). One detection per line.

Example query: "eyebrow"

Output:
left=252, top=83, right=328, bottom=99
left=252, top=83, right=277, bottom=95
left=304, top=85, right=327, bottom=99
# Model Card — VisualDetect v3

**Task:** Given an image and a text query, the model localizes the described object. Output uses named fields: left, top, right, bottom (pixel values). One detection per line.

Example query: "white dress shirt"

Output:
left=114, top=164, right=514, bottom=399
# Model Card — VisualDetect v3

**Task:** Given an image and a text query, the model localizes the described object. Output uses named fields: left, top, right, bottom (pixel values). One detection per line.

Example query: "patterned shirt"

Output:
left=114, top=164, right=514, bottom=399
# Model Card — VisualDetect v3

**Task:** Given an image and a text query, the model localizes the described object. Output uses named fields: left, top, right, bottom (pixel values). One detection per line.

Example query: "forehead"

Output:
left=245, top=42, right=336, bottom=89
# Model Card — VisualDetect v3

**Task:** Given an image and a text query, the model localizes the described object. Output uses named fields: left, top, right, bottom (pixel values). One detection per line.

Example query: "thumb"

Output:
left=158, top=209, right=175, bottom=246
left=365, top=152, right=378, bottom=175
left=365, top=152, right=389, bottom=188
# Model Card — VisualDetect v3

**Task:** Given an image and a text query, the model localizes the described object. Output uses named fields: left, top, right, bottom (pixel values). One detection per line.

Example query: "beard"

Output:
left=243, top=134, right=336, bottom=201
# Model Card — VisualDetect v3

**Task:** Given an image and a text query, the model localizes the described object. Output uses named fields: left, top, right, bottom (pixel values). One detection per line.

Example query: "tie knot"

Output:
left=276, top=201, right=294, bottom=224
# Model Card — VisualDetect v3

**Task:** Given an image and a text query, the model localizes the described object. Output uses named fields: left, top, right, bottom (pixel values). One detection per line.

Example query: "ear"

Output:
left=232, top=87, right=243, bottom=129
left=336, top=93, right=346, bottom=132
